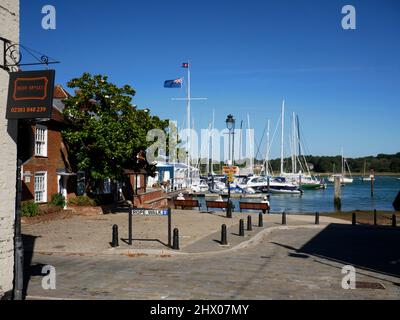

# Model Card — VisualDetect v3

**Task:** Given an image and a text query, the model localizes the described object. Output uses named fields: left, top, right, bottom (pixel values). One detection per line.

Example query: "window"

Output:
left=34, top=172, right=47, bottom=203
left=76, top=171, right=85, bottom=196
left=35, top=125, right=47, bottom=157
left=103, top=179, right=111, bottom=194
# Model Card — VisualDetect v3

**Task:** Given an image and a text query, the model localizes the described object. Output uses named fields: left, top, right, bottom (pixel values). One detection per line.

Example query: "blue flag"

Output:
left=164, top=77, right=183, bottom=88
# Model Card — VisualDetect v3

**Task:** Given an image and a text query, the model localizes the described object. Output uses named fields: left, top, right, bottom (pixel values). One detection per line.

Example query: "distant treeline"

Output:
left=262, top=152, right=400, bottom=173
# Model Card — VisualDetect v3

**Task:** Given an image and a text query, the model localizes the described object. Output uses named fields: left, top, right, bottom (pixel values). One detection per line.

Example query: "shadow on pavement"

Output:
left=22, top=234, right=46, bottom=298
left=299, top=223, right=400, bottom=278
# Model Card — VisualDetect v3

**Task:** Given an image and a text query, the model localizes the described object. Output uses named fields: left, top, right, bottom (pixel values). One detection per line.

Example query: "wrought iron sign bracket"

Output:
left=1, top=36, right=60, bottom=72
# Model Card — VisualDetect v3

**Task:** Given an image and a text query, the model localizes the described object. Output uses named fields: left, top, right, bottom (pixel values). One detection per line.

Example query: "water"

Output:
left=194, top=176, right=400, bottom=214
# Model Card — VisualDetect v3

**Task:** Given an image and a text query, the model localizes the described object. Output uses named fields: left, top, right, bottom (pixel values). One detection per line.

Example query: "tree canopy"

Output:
left=62, top=73, right=168, bottom=188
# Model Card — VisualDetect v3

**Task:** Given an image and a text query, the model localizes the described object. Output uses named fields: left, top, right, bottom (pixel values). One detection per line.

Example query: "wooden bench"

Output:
left=174, top=199, right=201, bottom=210
left=239, top=202, right=270, bottom=214
left=206, top=201, right=234, bottom=212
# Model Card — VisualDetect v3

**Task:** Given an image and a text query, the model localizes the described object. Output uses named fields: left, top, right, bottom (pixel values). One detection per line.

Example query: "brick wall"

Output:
left=21, top=121, right=75, bottom=202
left=0, top=0, right=19, bottom=299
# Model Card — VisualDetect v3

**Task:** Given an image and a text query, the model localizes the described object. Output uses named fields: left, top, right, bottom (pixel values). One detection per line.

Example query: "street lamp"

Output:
left=225, top=114, right=235, bottom=219
left=226, top=114, right=235, bottom=163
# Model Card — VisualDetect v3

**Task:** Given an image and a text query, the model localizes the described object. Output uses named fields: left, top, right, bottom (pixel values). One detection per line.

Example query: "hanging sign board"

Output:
left=6, top=70, right=55, bottom=119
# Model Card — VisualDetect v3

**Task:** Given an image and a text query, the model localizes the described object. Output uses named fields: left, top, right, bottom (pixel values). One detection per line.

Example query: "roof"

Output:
left=49, top=85, right=70, bottom=123
left=54, top=85, right=71, bottom=99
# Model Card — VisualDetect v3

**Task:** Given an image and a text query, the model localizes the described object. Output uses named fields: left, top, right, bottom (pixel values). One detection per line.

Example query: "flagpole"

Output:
left=186, top=60, right=191, bottom=187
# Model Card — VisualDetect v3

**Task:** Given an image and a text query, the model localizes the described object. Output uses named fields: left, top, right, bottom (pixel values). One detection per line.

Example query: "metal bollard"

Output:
left=172, top=228, right=180, bottom=250
left=352, top=212, right=356, bottom=226
left=239, top=219, right=245, bottom=237
left=258, top=213, right=263, bottom=227
left=374, top=209, right=377, bottom=226
left=247, top=215, right=252, bottom=231
left=112, top=224, right=119, bottom=247
left=282, top=211, right=287, bottom=225
left=315, top=212, right=320, bottom=225
left=221, top=224, right=228, bottom=245
left=392, top=214, right=397, bottom=227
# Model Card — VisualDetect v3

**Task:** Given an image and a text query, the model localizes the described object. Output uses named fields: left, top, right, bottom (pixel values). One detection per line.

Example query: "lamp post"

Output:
left=226, top=114, right=235, bottom=219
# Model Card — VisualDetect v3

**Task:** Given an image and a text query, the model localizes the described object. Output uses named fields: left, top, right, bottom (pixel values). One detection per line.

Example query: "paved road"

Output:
left=25, top=225, right=400, bottom=300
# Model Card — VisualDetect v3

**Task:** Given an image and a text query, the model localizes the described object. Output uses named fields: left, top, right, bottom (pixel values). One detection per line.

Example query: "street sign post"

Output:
left=128, top=208, right=172, bottom=248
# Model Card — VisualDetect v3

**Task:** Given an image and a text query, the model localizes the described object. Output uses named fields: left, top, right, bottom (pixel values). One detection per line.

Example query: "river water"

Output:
left=194, top=176, right=400, bottom=214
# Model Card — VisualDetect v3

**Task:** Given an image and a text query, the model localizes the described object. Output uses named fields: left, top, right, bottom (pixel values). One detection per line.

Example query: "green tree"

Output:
left=62, top=73, right=168, bottom=194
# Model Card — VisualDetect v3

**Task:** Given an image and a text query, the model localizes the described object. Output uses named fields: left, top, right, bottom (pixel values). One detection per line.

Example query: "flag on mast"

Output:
left=182, top=62, right=189, bottom=68
left=164, top=77, right=183, bottom=88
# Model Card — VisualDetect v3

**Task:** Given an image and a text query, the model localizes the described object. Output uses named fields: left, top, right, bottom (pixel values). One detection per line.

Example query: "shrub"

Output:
left=50, top=193, right=66, bottom=208
left=68, top=195, right=97, bottom=207
left=21, top=201, right=40, bottom=217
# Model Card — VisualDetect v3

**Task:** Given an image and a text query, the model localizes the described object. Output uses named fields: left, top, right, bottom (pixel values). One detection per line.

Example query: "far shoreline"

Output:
left=314, top=172, right=400, bottom=177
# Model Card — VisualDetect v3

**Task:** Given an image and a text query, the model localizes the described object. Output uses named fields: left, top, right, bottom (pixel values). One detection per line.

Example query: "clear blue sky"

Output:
left=21, top=0, right=400, bottom=159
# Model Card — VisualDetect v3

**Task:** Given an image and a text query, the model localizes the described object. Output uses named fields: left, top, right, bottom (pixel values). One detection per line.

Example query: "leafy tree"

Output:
left=62, top=73, right=168, bottom=194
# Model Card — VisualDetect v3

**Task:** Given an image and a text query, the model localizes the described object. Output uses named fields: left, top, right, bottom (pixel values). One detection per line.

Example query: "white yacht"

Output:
left=239, top=175, right=302, bottom=195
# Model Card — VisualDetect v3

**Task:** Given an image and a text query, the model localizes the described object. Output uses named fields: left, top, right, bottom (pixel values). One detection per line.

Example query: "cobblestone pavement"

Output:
left=22, top=210, right=348, bottom=255
left=25, top=224, right=400, bottom=300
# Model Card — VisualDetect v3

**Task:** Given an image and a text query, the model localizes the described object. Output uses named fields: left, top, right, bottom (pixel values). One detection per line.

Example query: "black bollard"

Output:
left=315, top=212, right=320, bottom=225
left=128, top=208, right=133, bottom=245
left=352, top=212, right=356, bottom=226
left=392, top=214, right=397, bottom=227
left=239, top=219, right=245, bottom=236
left=282, top=211, right=287, bottom=225
left=112, top=224, right=119, bottom=247
left=374, top=209, right=377, bottom=226
left=247, top=215, right=252, bottom=231
left=221, top=224, right=228, bottom=245
left=172, top=228, right=180, bottom=250
left=258, top=213, right=263, bottom=227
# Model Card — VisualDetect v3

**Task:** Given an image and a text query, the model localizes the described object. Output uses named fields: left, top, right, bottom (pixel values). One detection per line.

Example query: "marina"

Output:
left=187, top=176, right=400, bottom=213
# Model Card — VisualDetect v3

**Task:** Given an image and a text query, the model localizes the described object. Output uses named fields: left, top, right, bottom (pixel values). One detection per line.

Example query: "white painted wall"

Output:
left=0, top=0, right=19, bottom=299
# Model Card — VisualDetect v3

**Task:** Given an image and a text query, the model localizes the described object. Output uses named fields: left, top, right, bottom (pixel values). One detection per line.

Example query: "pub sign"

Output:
left=6, top=70, right=55, bottom=119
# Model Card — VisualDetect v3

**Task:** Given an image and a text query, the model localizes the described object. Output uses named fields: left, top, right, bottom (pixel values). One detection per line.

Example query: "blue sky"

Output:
left=20, top=0, right=400, bottom=159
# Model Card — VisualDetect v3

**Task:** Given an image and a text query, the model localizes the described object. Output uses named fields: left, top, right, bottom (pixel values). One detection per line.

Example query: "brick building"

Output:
left=19, top=85, right=76, bottom=206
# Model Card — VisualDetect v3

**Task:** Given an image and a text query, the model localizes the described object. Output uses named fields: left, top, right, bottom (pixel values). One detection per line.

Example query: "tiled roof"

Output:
left=53, top=84, right=71, bottom=99
left=51, top=85, right=70, bottom=123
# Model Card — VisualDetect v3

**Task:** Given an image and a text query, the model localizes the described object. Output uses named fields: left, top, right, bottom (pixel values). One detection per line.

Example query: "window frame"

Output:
left=34, top=171, right=47, bottom=203
left=34, top=124, right=48, bottom=157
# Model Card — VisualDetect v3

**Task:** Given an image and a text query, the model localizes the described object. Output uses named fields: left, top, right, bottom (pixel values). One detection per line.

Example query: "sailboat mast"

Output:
left=280, top=100, right=285, bottom=175
left=210, top=109, right=215, bottom=175
left=341, top=148, right=345, bottom=177
left=297, top=115, right=301, bottom=160
left=247, top=114, right=254, bottom=174
left=186, top=60, right=191, bottom=185
left=292, top=112, right=297, bottom=174
left=266, top=119, right=270, bottom=176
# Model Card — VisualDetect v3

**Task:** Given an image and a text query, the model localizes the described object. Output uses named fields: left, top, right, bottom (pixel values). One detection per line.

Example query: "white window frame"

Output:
left=35, top=124, right=48, bottom=157
left=34, top=172, right=47, bottom=203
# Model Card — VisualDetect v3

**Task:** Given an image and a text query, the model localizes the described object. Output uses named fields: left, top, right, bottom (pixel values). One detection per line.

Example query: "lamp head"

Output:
left=226, top=114, right=235, bottom=130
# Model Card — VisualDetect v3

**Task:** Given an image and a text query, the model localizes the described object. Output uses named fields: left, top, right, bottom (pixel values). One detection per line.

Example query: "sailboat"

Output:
left=360, top=160, right=372, bottom=182
left=270, top=101, right=303, bottom=194
left=282, top=112, right=326, bottom=190
left=328, top=149, right=354, bottom=184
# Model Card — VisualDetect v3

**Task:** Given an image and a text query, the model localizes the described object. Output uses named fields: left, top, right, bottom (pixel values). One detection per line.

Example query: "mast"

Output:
left=211, top=109, right=215, bottom=175
left=247, top=114, right=254, bottom=174
left=266, top=119, right=270, bottom=176
left=297, top=115, right=301, bottom=161
left=280, top=100, right=285, bottom=175
left=239, top=119, right=243, bottom=171
left=341, top=147, right=345, bottom=177
left=292, top=112, right=296, bottom=174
